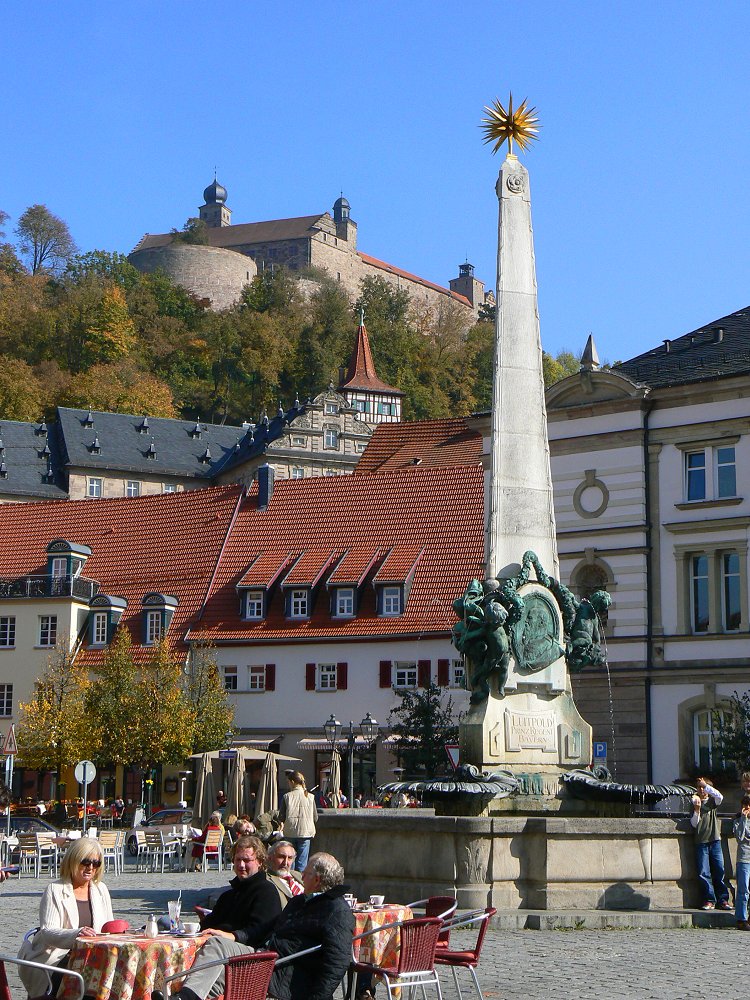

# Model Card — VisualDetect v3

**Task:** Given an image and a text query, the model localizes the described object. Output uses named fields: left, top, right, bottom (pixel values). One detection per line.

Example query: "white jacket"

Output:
left=18, top=880, right=114, bottom=997
left=280, top=787, right=318, bottom=839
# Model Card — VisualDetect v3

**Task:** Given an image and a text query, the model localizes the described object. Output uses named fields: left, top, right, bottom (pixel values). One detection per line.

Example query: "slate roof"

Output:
left=355, top=418, right=482, bottom=474
left=617, top=306, right=750, bottom=388
left=189, top=464, right=484, bottom=642
left=0, top=419, right=67, bottom=500
left=132, top=215, right=328, bottom=252
left=340, top=319, right=403, bottom=395
left=0, top=485, right=244, bottom=660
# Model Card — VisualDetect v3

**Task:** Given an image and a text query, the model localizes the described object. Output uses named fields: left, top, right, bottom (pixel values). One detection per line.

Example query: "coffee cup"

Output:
left=182, top=921, right=200, bottom=935
left=369, top=894, right=385, bottom=907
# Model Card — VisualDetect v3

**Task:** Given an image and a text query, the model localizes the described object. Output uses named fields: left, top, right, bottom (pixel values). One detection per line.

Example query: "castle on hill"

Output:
left=129, top=178, right=490, bottom=317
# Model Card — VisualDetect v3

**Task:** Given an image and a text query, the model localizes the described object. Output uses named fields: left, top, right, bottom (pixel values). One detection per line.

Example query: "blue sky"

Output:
left=2, top=1, right=749, bottom=362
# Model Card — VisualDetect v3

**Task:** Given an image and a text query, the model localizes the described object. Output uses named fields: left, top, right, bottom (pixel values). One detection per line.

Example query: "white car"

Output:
left=126, top=807, right=194, bottom=855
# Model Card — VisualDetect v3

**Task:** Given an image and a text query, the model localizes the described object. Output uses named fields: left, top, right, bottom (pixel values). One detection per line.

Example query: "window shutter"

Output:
left=265, top=663, right=276, bottom=691
left=418, top=659, right=431, bottom=688
left=379, top=660, right=392, bottom=688
left=337, top=662, right=348, bottom=690
left=306, top=663, right=316, bottom=691
left=437, top=659, right=450, bottom=686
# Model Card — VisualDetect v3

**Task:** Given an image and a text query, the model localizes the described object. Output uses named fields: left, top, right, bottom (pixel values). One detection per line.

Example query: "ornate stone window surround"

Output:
left=677, top=687, right=733, bottom=778
left=673, top=540, right=749, bottom=634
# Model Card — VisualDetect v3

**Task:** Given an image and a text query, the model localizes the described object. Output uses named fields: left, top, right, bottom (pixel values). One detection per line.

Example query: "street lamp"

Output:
left=322, top=713, right=379, bottom=807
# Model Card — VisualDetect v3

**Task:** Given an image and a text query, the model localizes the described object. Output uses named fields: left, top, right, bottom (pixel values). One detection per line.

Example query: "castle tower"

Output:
left=199, top=177, right=232, bottom=228
left=333, top=195, right=357, bottom=248
left=339, top=312, right=403, bottom=423
left=449, top=261, right=486, bottom=315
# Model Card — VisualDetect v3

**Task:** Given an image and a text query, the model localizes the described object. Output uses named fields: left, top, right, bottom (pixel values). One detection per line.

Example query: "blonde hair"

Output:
left=61, top=837, right=104, bottom=884
left=285, top=770, right=309, bottom=796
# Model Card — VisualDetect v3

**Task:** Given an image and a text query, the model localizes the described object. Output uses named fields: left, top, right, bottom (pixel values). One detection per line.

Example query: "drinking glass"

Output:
left=168, top=899, right=182, bottom=933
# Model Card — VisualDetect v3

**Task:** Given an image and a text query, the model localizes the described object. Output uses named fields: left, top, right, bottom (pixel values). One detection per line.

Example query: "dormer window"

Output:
left=334, top=588, right=355, bottom=617
left=324, top=401, right=339, bottom=415
left=89, top=595, right=126, bottom=647
left=200, top=447, right=211, bottom=464
left=138, top=416, right=149, bottom=434
left=83, top=410, right=95, bottom=427
left=146, top=610, right=162, bottom=643
left=92, top=612, right=107, bottom=645
left=245, top=591, right=265, bottom=620
left=191, top=421, right=203, bottom=439
left=141, top=593, right=178, bottom=645
left=46, top=539, right=92, bottom=592
left=288, top=588, right=309, bottom=619
left=380, top=586, right=402, bottom=616
left=90, top=436, right=101, bottom=455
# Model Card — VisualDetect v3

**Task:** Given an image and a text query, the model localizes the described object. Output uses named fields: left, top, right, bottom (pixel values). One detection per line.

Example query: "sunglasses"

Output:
left=80, top=859, right=102, bottom=869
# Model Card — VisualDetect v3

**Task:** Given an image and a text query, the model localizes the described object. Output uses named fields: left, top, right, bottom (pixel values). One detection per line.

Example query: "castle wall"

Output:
left=128, top=244, right=255, bottom=310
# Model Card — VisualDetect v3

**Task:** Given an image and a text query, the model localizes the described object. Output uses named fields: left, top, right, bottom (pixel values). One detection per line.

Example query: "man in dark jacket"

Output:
left=266, top=852, right=355, bottom=1000
left=152, top=836, right=281, bottom=1000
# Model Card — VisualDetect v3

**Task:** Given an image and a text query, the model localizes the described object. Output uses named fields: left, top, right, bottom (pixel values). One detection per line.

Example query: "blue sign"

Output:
left=219, top=749, right=237, bottom=759
left=593, top=741, right=607, bottom=759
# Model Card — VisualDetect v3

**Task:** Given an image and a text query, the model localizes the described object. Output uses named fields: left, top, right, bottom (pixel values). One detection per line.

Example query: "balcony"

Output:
left=0, top=574, right=100, bottom=601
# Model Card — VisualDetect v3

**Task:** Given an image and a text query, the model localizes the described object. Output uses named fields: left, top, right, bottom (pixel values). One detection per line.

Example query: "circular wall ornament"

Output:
left=573, top=471, right=610, bottom=519
left=506, top=173, right=525, bottom=194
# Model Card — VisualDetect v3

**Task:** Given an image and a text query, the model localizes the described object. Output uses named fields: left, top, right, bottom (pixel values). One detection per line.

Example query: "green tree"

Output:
left=84, top=284, right=136, bottom=364
left=15, top=204, right=77, bottom=274
left=171, top=217, right=210, bottom=245
left=387, top=683, right=459, bottom=778
left=87, top=629, right=142, bottom=767
left=714, top=692, right=750, bottom=776
left=131, top=640, right=196, bottom=767
left=61, top=360, right=177, bottom=416
left=17, top=644, right=92, bottom=774
left=66, top=250, right=142, bottom=292
left=0, top=356, right=43, bottom=420
left=186, top=643, right=235, bottom=753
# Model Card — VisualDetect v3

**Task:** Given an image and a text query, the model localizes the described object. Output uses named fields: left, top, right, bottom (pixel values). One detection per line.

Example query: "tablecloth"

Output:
left=353, top=904, right=413, bottom=970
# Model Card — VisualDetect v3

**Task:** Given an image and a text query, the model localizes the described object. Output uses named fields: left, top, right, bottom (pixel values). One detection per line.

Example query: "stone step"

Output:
left=488, top=908, right=738, bottom=930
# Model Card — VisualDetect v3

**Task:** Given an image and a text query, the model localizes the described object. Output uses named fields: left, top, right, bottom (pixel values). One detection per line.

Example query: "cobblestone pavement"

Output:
left=0, top=858, right=739, bottom=1000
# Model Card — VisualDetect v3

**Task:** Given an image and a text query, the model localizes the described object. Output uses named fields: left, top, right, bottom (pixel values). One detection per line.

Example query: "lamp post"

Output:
left=323, top=712, right=379, bottom=806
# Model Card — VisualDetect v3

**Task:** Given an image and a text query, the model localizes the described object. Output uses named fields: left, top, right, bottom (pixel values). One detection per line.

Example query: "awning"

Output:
left=297, top=736, right=374, bottom=752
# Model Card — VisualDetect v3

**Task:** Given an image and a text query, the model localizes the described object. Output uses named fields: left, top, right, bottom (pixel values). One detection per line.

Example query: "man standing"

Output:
left=152, top=835, right=282, bottom=1000
left=266, top=841, right=304, bottom=907
left=691, top=777, right=732, bottom=911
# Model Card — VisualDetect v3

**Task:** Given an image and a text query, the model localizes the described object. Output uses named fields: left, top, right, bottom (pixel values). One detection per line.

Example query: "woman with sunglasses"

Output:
left=18, top=837, right=114, bottom=998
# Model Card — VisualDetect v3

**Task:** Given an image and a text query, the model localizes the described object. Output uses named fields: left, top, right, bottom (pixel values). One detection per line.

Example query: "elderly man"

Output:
left=266, top=840, right=304, bottom=907
left=153, top=836, right=281, bottom=1000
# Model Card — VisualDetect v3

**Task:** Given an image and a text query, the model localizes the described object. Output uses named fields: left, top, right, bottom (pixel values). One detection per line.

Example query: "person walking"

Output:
left=279, top=771, right=317, bottom=872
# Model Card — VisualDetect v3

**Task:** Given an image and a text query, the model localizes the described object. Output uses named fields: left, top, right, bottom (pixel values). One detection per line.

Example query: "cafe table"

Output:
left=58, top=930, right=208, bottom=1000
left=352, top=903, right=413, bottom=969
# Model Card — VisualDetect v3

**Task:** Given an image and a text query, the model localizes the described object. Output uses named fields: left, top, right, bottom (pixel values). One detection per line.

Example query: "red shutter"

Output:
left=418, top=659, right=431, bottom=688
left=437, top=659, right=450, bottom=686
left=265, top=663, right=276, bottom=691
left=306, top=663, right=316, bottom=691
left=337, top=662, right=348, bottom=690
left=379, top=660, right=392, bottom=688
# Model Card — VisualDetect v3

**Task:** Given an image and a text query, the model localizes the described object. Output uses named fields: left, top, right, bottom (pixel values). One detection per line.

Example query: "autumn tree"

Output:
left=388, top=683, right=459, bottom=778
left=129, top=640, right=196, bottom=769
left=0, top=356, right=43, bottom=420
left=15, top=204, right=77, bottom=274
left=17, top=643, right=91, bottom=774
left=186, top=643, right=235, bottom=754
left=61, top=360, right=177, bottom=417
left=86, top=629, right=142, bottom=767
left=84, top=284, right=136, bottom=365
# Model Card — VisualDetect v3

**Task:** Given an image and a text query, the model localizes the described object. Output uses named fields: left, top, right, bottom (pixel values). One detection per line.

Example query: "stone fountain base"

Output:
left=316, top=810, right=715, bottom=911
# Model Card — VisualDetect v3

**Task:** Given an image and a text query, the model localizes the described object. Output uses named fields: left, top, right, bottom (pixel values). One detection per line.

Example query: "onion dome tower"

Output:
left=199, top=176, right=232, bottom=228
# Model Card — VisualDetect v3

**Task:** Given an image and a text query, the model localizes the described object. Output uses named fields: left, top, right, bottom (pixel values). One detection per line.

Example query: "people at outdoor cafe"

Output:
left=197, top=834, right=282, bottom=942
left=190, top=810, right=225, bottom=872
left=156, top=850, right=353, bottom=1000
left=17, top=837, right=114, bottom=998
left=265, top=840, right=304, bottom=907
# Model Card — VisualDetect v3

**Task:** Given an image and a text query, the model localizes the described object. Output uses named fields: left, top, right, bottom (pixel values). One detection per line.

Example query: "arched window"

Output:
left=693, top=708, right=729, bottom=773
left=570, top=561, right=612, bottom=630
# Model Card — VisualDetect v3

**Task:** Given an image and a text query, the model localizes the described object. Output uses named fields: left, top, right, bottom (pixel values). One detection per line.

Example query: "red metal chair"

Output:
left=163, top=950, right=278, bottom=1000
left=0, top=952, right=85, bottom=1000
left=405, top=896, right=457, bottom=949
left=350, top=916, right=444, bottom=1000
left=434, top=906, right=496, bottom=1000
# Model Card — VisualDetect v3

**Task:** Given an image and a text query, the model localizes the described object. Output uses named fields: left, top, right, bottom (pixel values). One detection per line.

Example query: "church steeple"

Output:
left=338, top=311, right=403, bottom=423
left=199, top=175, right=232, bottom=228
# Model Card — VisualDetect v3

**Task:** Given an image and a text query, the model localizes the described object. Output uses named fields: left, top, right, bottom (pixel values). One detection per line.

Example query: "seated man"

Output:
left=153, top=835, right=282, bottom=1000
left=265, top=852, right=355, bottom=1000
left=266, top=840, right=304, bottom=907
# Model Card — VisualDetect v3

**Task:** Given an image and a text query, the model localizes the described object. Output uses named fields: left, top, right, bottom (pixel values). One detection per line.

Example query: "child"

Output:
left=691, top=776, right=731, bottom=910
left=733, top=794, right=750, bottom=929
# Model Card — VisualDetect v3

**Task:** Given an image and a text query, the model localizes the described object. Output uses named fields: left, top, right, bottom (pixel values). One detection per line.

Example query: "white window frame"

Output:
left=146, top=610, right=162, bottom=644
left=382, top=586, right=402, bottom=616
left=693, top=708, right=728, bottom=772
left=92, top=612, right=108, bottom=646
left=222, top=665, right=239, bottom=691
left=248, top=665, right=266, bottom=691
left=377, top=400, right=394, bottom=416
left=722, top=551, right=741, bottom=632
left=39, top=615, right=57, bottom=647
left=290, top=467, right=305, bottom=479
left=335, top=588, right=355, bottom=617
left=393, top=661, right=417, bottom=689
left=317, top=663, right=338, bottom=691
left=324, top=402, right=339, bottom=415
left=450, top=659, right=465, bottom=689
left=245, top=591, right=264, bottom=620
left=352, top=399, right=367, bottom=413
left=691, top=554, right=709, bottom=634
left=324, top=429, right=339, bottom=450
left=290, top=589, right=309, bottom=618
left=0, top=617, right=16, bottom=648
left=0, top=683, right=12, bottom=717
left=87, top=477, right=103, bottom=498
left=684, top=445, right=737, bottom=502
left=125, top=480, right=141, bottom=498
left=163, top=483, right=179, bottom=494
left=291, top=436, right=306, bottom=447
left=50, top=557, right=67, bottom=579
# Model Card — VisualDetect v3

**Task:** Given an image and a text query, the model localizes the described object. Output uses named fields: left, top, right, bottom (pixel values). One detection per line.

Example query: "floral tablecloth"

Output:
left=352, top=904, right=413, bottom=970
left=59, top=932, right=207, bottom=1000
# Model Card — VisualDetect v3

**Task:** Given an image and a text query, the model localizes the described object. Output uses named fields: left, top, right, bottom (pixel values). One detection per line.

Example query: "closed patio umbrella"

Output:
left=192, top=753, right=216, bottom=829
left=254, top=752, right=279, bottom=820
left=225, top=751, right=245, bottom=820
left=328, top=749, right=342, bottom=809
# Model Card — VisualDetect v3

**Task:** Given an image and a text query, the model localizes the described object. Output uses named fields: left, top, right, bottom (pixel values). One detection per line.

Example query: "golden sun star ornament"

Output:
left=480, top=94, right=540, bottom=156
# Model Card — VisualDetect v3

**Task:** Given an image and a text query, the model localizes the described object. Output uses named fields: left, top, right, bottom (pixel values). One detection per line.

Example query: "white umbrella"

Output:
left=226, top=752, right=245, bottom=820
left=254, top=753, right=279, bottom=820
left=328, top=750, right=342, bottom=809
left=193, top=753, right=216, bottom=829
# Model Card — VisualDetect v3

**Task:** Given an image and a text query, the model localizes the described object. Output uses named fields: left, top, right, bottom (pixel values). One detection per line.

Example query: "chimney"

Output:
left=663, top=339, right=671, bottom=353
left=257, top=463, right=275, bottom=510
left=714, top=327, right=724, bottom=343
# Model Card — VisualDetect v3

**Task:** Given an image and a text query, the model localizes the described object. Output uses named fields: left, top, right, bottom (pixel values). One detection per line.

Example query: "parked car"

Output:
left=126, top=807, right=194, bottom=855
left=6, top=815, right=62, bottom=835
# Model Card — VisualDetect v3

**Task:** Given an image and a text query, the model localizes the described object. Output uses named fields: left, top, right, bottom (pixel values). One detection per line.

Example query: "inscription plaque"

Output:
left=504, top=708, right=557, bottom=753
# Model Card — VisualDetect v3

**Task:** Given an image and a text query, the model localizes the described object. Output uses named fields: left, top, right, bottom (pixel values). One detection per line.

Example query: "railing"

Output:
left=0, top=575, right=99, bottom=601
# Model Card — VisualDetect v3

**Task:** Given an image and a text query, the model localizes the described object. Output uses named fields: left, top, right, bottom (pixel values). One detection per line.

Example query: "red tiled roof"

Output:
left=355, top=418, right=483, bottom=474
left=358, top=252, right=472, bottom=308
left=0, top=485, right=244, bottom=661
left=237, top=551, right=295, bottom=589
left=326, top=548, right=382, bottom=587
left=189, top=464, right=484, bottom=642
left=340, top=320, right=403, bottom=395
left=373, top=545, right=424, bottom=584
left=281, top=549, right=340, bottom=588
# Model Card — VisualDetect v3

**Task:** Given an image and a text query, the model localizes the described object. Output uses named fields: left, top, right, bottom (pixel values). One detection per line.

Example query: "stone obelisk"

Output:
left=459, top=98, right=591, bottom=800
